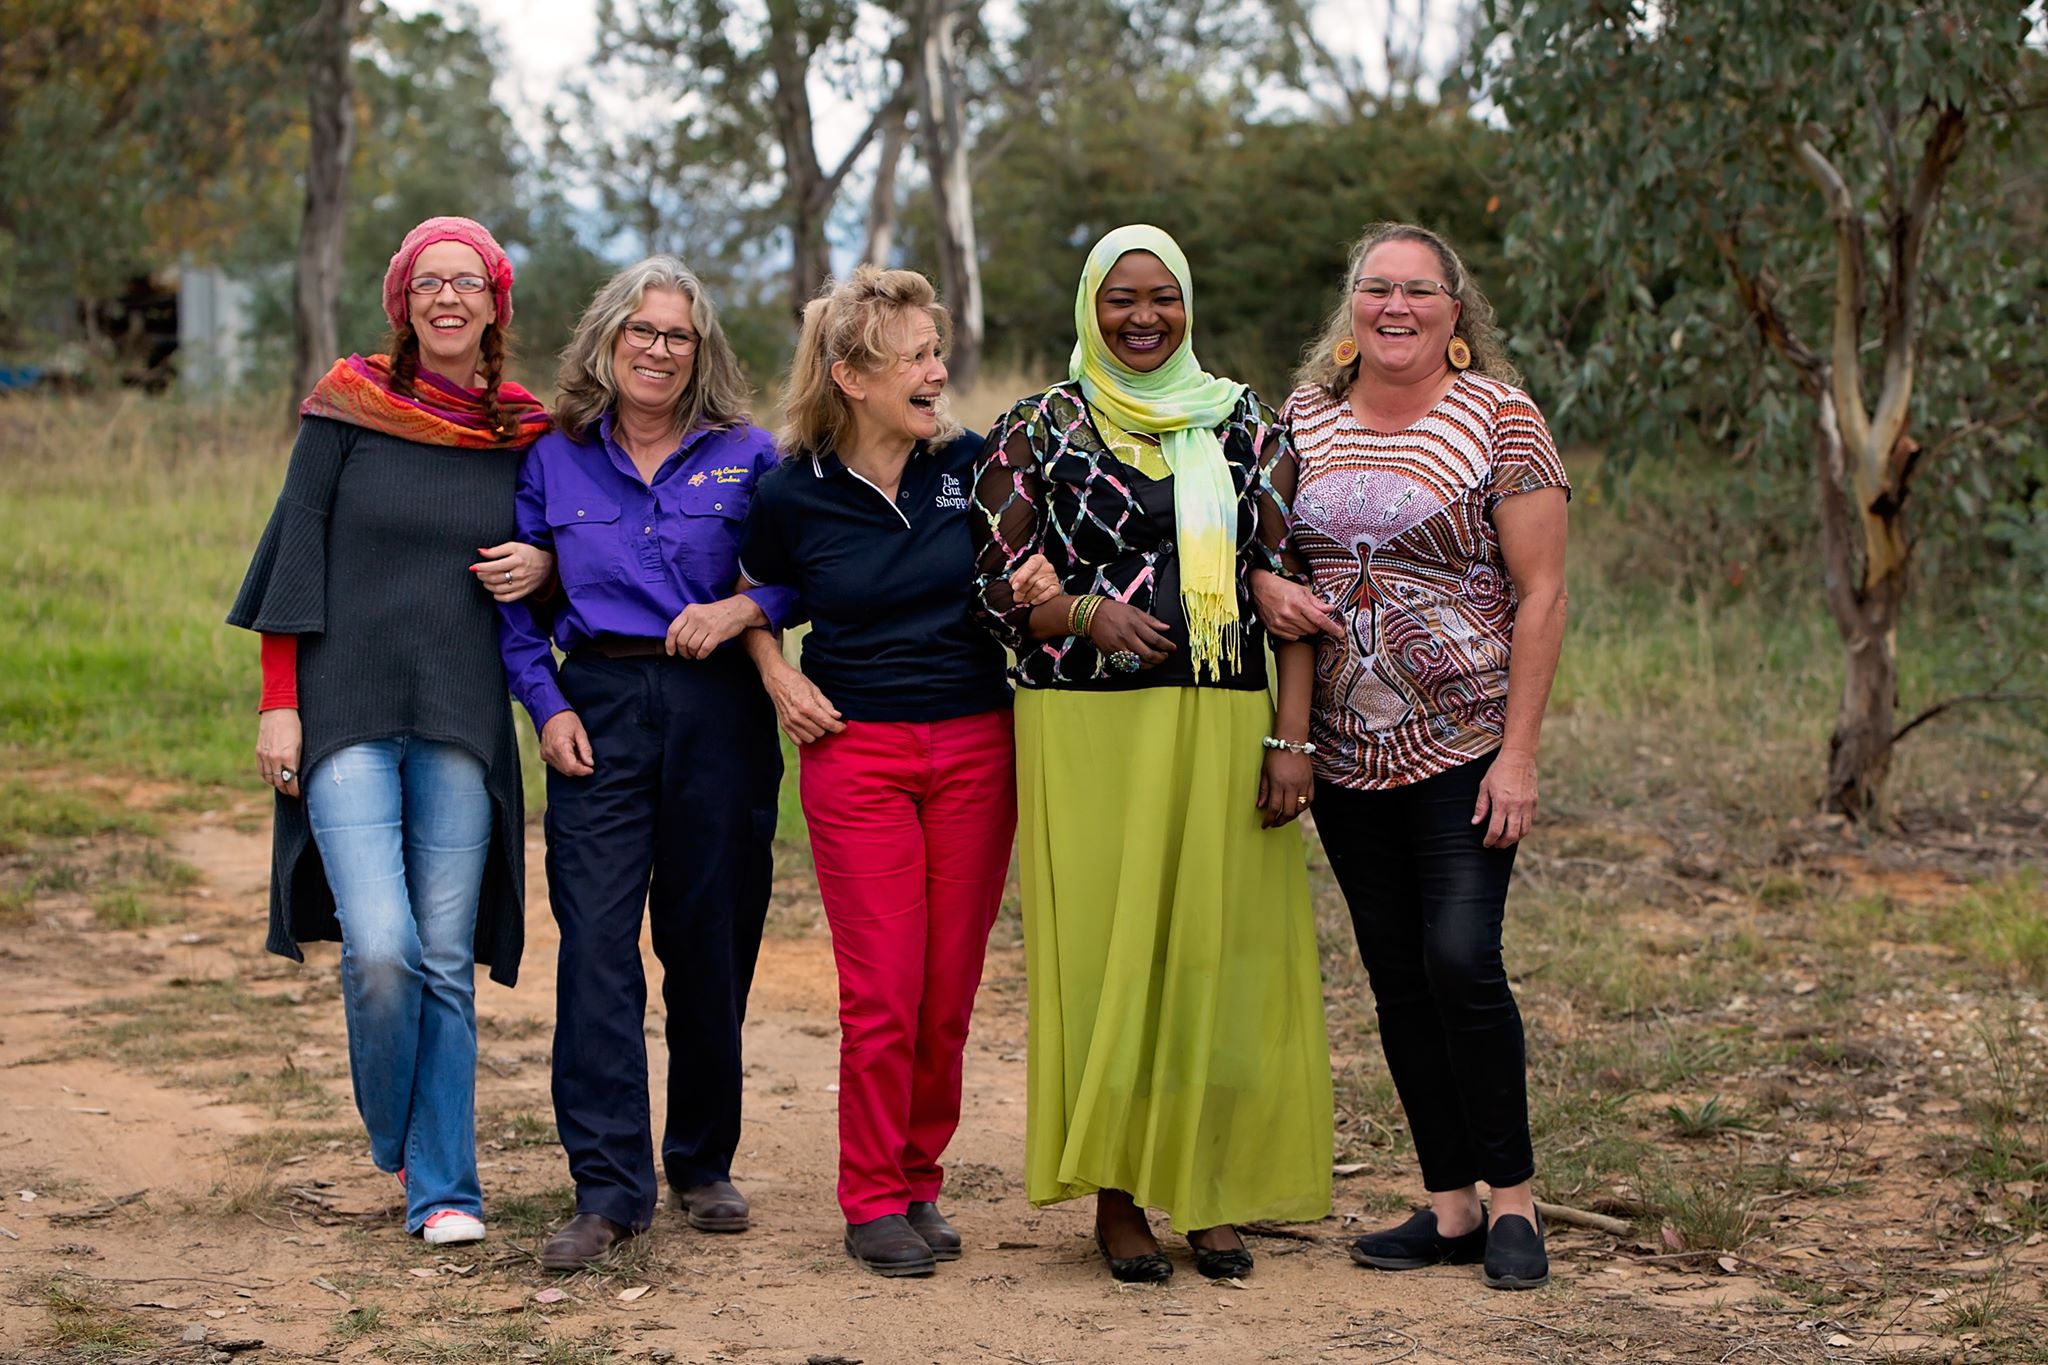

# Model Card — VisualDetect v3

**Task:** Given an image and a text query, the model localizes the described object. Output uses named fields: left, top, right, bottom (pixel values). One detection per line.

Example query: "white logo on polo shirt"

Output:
left=935, top=472, right=968, bottom=510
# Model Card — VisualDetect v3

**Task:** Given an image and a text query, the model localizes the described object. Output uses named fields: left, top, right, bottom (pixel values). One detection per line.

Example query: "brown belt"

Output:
left=574, top=635, right=667, bottom=660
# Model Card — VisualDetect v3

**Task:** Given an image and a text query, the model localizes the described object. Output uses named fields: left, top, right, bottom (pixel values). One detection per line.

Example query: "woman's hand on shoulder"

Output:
left=1257, top=748, right=1313, bottom=828
left=472, top=542, right=554, bottom=602
left=256, top=708, right=303, bottom=799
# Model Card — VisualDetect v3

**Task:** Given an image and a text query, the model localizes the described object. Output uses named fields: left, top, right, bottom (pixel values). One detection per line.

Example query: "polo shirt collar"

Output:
left=810, top=439, right=935, bottom=479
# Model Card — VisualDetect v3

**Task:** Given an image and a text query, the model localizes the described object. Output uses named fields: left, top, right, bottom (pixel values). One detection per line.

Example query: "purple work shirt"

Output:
left=497, top=413, right=796, bottom=730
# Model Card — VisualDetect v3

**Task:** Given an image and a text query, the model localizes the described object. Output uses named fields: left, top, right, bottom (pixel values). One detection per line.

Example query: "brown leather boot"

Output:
left=538, top=1213, right=633, bottom=1272
left=906, top=1201, right=961, bottom=1261
left=844, top=1214, right=937, bottom=1277
left=673, top=1179, right=750, bottom=1232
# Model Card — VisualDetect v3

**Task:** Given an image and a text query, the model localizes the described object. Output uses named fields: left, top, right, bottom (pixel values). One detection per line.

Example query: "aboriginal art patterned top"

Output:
left=971, top=380, right=1301, bottom=691
left=1283, top=372, right=1570, bottom=790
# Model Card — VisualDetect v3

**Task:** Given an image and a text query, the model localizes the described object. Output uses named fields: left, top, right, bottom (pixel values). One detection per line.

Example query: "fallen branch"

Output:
left=49, top=1189, right=149, bottom=1223
left=1536, top=1200, right=1633, bottom=1237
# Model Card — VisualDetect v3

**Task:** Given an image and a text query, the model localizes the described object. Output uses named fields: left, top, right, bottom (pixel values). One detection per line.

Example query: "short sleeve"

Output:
left=1485, top=394, right=1571, bottom=510
left=226, top=417, right=352, bottom=634
left=736, top=466, right=796, bottom=589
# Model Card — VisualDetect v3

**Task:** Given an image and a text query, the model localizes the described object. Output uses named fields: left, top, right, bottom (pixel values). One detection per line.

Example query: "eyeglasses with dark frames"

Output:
left=620, top=321, right=700, bottom=355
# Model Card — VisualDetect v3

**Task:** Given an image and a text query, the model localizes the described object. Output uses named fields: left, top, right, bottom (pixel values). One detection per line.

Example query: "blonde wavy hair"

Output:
left=778, top=266, right=963, bottom=458
left=553, top=256, right=751, bottom=442
left=1295, top=222, right=1518, bottom=397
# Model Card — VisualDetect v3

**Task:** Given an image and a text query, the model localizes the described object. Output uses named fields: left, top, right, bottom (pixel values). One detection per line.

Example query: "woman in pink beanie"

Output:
left=229, top=215, right=551, bottom=1249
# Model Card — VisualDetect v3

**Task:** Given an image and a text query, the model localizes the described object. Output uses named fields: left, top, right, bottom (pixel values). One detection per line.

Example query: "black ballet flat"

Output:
left=1095, top=1228, right=1174, bottom=1283
left=1191, top=1241, right=1254, bottom=1280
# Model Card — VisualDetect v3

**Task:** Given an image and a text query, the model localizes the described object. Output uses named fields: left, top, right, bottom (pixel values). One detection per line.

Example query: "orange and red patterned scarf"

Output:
left=300, top=354, right=550, bottom=450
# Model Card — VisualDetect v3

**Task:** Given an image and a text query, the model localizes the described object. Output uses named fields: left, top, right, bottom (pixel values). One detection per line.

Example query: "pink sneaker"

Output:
left=421, top=1209, right=485, bottom=1245
left=396, top=1167, right=407, bottom=1190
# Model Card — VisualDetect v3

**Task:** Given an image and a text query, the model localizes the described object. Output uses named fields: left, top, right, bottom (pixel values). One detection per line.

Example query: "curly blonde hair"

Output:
left=1295, top=222, right=1518, bottom=397
left=552, top=256, right=751, bottom=442
left=778, top=266, right=963, bottom=459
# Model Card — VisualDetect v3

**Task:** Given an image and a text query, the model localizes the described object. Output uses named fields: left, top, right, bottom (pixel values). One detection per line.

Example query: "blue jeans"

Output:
left=306, top=737, right=491, bottom=1231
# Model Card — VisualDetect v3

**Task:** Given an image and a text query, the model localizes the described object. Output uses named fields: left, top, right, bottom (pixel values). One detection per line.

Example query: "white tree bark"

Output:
left=915, top=0, right=983, bottom=392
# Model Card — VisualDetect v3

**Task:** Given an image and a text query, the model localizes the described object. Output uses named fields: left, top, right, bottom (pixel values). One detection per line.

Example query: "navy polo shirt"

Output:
left=737, top=430, right=1012, bottom=724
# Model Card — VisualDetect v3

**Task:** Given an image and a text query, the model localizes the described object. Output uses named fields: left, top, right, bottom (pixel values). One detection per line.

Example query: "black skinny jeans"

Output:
left=1314, top=752, right=1535, bottom=1192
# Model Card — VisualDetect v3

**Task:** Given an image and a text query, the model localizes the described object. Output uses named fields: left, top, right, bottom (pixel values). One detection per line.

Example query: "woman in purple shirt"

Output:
left=497, top=256, right=793, bottom=1271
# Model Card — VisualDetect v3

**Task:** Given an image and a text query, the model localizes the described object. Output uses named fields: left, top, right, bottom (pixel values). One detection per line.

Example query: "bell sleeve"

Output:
left=969, top=404, right=1052, bottom=649
left=226, top=417, right=352, bottom=635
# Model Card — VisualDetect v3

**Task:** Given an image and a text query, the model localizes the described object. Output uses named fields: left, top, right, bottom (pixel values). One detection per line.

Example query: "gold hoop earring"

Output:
left=1333, top=336, right=1358, bottom=366
left=1446, top=336, right=1473, bottom=370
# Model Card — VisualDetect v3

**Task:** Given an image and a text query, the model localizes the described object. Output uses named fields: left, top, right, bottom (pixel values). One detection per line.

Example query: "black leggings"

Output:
left=1314, top=752, right=1534, bottom=1192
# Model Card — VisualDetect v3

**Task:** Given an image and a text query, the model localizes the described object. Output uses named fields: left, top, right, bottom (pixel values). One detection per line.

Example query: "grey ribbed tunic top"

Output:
left=227, top=416, right=528, bottom=985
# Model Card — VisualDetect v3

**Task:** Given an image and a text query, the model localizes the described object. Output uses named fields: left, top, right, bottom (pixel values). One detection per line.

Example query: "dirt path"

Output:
left=2, top=804, right=1869, bottom=1364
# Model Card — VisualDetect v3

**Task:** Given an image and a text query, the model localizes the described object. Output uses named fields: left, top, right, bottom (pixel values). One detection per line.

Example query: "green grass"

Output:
left=1936, top=871, right=2048, bottom=984
left=40, top=1277, right=154, bottom=1357
left=335, top=1306, right=387, bottom=1341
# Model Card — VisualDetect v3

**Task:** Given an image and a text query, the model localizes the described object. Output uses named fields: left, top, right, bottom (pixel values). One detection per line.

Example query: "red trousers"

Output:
left=798, top=708, right=1017, bottom=1223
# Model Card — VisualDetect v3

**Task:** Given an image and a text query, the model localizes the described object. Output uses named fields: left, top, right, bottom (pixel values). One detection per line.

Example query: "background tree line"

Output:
left=0, top=0, right=2040, bottom=819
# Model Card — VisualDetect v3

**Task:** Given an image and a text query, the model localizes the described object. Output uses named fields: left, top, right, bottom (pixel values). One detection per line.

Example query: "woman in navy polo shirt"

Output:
left=736, top=267, right=1054, bottom=1278
left=497, top=256, right=792, bottom=1271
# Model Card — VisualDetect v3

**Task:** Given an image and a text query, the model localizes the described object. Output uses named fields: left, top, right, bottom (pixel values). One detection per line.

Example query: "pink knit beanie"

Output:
left=382, top=216, right=516, bottom=332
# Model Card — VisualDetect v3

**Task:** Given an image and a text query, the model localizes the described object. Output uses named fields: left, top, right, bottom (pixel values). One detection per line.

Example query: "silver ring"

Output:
left=1108, top=649, right=1142, bottom=673
left=503, top=570, right=513, bottom=583
left=277, top=767, right=295, bottom=785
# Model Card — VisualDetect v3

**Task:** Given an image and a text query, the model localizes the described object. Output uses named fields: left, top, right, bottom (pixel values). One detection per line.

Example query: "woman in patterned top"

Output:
left=1257, top=222, right=1570, bottom=1291
left=972, top=224, right=1332, bottom=1284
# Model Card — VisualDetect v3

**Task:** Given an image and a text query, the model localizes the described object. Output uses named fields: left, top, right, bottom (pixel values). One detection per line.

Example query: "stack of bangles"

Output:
left=1067, top=593, right=1106, bottom=638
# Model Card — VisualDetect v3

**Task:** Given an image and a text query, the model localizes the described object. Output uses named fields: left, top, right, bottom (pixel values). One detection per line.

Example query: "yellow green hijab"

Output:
left=1070, top=224, right=1246, bottom=682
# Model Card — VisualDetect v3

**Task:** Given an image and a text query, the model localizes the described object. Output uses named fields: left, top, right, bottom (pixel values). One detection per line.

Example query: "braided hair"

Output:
left=382, top=320, right=519, bottom=442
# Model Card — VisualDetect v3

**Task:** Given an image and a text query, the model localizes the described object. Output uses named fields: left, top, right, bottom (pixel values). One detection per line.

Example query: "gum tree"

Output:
left=1483, top=1, right=2041, bottom=821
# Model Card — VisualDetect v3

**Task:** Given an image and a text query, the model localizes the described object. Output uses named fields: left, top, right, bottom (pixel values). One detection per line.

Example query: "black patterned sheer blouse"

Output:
left=968, top=379, right=1307, bottom=691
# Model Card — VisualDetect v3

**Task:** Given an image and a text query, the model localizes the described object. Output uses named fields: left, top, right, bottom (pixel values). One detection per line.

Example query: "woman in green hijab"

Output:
left=970, top=225, right=1332, bottom=1282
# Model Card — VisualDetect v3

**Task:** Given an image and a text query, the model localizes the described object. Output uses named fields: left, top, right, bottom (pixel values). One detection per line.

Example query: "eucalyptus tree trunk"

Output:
left=764, top=0, right=907, bottom=320
left=863, top=101, right=910, bottom=267
left=291, top=0, right=356, bottom=420
left=1790, top=107, right=1965, bottom=822
left=915, top=0, right=982, bottom=392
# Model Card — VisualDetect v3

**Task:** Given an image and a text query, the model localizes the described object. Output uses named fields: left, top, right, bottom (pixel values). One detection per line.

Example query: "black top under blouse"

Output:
left=969, top=381, right=1304, bottom=691
left=737, top=430, right=1013, bottom=724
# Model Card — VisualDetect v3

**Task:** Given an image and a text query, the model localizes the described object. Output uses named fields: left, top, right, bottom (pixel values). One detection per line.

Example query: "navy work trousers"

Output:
left=1313, top=752, right=1535, bottom=1193
left=543, top=647, right=780, bottom=1231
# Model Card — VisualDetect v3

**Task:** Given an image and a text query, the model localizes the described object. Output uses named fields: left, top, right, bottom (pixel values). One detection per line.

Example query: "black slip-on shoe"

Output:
left=1095, top=1228, right=1173, bottom=1283
left=906, top=1201, right=962, bottom=1261
left=1348, top=1207, right=1488, bottom=1271
left=1481, top=1212, right=1549, bottom=1290
left=845, top=1214, right=937, bottom=1278
left=1190, top=1230, right=1254, bottom=1281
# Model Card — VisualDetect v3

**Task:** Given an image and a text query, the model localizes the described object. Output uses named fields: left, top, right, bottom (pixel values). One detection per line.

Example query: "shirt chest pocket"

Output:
left=674, top=482, right=751, bottom=583
left=545, top=493, right=624, bottom=587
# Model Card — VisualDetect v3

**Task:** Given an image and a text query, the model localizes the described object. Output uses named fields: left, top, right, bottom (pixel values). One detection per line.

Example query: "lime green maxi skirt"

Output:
left=1016, top=686, right=1334, bottom=1231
